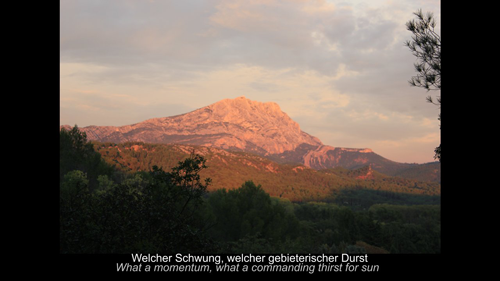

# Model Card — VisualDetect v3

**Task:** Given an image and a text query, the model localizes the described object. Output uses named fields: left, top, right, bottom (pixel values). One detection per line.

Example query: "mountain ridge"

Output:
left=92, top=141, right=441, bottom=202
left=61, top=96, right=439, bottom=181
left=62, top=96, right=322, bottom=155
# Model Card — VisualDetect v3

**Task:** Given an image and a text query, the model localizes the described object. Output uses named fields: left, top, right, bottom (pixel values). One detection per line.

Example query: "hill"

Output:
left=93, top=141, right=440, bottom=203
left=61, top=96, right=439, bottom=182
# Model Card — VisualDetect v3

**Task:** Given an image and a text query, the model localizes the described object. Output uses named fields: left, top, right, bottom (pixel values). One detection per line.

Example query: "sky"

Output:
left=60, top=0, right=441, bottom=164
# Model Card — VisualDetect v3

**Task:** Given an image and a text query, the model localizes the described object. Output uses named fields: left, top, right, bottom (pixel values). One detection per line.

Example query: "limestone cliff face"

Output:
left=71, top=96, right=322, bottom=155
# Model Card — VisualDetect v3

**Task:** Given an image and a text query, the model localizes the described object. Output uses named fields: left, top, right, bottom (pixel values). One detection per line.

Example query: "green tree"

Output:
left=336, top=207, right=360, bottom=244
left=60, top=170, right=89, bottom=203
left=206, top=181, right=299, bottom=252
left=169, top=152, right=212, bottom=214
left=60, top=125, right=114, bottom=189
left=60, top=170, right=94, bottom=253
left=60, top=153, right=214, bottom=253
left=405, top=10, right=441, bottom=161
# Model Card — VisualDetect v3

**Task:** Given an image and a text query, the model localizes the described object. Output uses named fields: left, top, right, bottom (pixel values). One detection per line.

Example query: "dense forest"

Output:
left=60, top=125, right=440, bottom=254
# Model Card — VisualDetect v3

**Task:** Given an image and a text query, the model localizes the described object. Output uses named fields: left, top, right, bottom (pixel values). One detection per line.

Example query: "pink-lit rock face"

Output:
left=300, top=145, right=374, bottom=169
left=71, top=96, right=322, bottom=155
left=61, top=96, right=436, bottom=177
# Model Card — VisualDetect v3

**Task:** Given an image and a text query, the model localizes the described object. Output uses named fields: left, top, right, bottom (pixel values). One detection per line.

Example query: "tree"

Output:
left=405, top=9, right=441, bottom=92
left=60, top=125, right=114, bottom=189
left=60, top=151, right=215, bottom=253
left=206, top=181, right=300, bottom=251
left=405, top=9, right=441, bottom=161
left=168, top=151, right=212, bottom=214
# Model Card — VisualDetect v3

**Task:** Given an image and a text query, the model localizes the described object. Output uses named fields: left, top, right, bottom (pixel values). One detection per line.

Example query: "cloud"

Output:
left=60, top=0, right=441, bottom=163
left=206, top=0, right=352, bottom=75
left=60, top=0, right=432, bottom=78
left=60, top=0, right=216, bottom=65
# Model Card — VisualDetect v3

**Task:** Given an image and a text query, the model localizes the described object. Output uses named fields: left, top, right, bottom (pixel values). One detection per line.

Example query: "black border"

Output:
left=55, top=0, right=452, bottom=277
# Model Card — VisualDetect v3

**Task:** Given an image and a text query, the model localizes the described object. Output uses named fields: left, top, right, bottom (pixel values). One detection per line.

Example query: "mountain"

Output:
left=268, top=143, right=440, bottom=182
left=61, top=96, right=440, bottom=182
left=62, top=96, right=321, bottom=155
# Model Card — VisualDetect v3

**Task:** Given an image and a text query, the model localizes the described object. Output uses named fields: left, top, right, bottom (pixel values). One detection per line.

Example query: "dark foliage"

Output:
left=60, top=125, right=114, bottom=190
left=60, top=126, right=215, bottom=253
left=60, top=126, right=440, bottom=254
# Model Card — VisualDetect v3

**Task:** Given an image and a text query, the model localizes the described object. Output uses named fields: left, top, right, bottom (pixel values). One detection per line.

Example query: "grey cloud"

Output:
left=249, top=81, right=283, bottom=93
left=61, top=0, right=217, bottom=66
left=61, top=0, right=347, bottom=75
left=60, top=0, right=433, bottom=78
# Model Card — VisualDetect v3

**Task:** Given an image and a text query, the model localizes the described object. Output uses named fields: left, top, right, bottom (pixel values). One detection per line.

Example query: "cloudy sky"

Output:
left=60, top=0, right=441, bottom=164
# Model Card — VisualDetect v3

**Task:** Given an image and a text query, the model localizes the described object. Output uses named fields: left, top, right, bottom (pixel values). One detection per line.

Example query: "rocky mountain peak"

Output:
left=67, top=96, right=322, bottom=155
left=188, top=96, right=322, bottom=154
left=61, top=96, right=440, bottom=181
left=207, top=96, right=283, bottom=121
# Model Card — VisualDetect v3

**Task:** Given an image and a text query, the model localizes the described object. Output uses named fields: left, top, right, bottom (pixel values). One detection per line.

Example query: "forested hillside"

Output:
left=60, top=126, right=440, bottom=254
left=62, top=96, right=440, bottom=183
left=92, top=141, right=440, bottom=203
